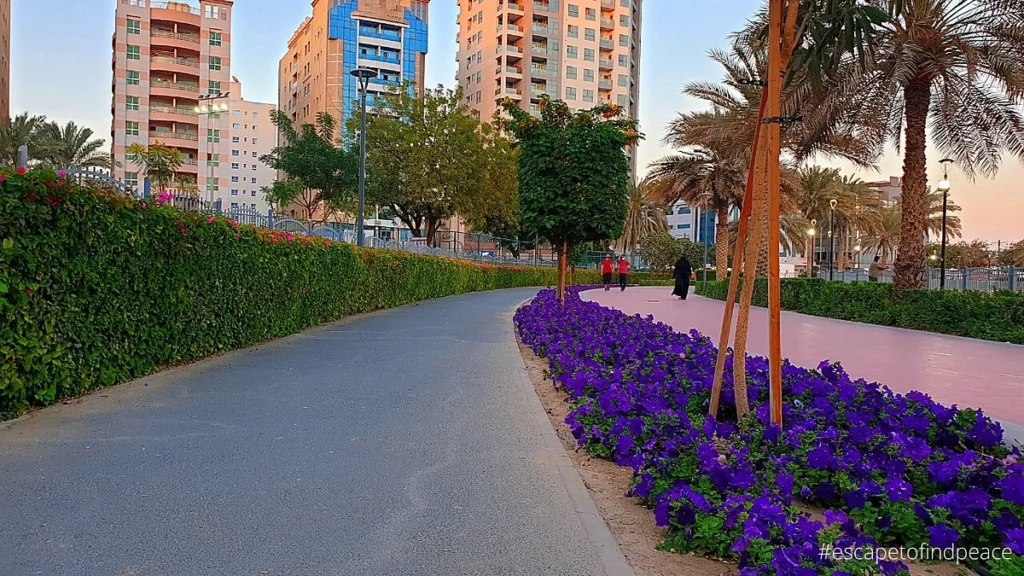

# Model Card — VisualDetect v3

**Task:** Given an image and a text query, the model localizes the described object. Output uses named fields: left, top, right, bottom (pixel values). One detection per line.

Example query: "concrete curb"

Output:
left=506, top=300, right=636, bottom=576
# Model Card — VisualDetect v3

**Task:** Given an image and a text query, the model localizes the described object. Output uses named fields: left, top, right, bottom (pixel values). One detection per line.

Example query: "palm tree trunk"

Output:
left=894, top=79, right=931, bottom=290
left=837, top=229, right=849, bottom=271
left=715, top=204, right=730, bottom=280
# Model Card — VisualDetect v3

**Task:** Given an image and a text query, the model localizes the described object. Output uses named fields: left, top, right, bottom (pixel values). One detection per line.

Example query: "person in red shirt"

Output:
left=601, top=254, right=614, bottom=291
left=618, top=256, right=630, bottom=291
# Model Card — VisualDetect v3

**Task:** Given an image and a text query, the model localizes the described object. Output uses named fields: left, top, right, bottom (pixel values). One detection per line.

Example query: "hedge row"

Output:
left=0, top=168, right=612, bottom=417
left=695, top=277, right=1024, bottom=344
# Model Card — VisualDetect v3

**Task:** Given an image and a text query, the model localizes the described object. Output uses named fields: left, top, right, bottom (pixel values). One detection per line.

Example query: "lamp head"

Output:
left=829, top=198, right=838, bottom=209
left=937, top=179, right=951, bottom=191
left=807, top=229, right=816, bottom=237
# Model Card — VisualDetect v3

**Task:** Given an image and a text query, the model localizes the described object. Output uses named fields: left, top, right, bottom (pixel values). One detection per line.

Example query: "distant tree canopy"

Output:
left=497, top=96, right=641, bottom=302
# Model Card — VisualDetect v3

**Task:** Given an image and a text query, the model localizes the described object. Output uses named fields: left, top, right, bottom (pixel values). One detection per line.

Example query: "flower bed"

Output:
left=515, top=288, right=1024, bottom=575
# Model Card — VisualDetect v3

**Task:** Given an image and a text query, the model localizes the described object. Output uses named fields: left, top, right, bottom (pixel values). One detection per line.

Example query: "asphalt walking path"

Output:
left=585, top=287, right=1024, bottom=444
left=0, top=289, right=632, bottom=576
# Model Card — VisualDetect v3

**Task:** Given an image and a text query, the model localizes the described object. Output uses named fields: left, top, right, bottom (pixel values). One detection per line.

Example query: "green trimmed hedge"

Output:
left=0, top=168, right=613, bottom=417
left=695, top=277, right=1024, bottom=344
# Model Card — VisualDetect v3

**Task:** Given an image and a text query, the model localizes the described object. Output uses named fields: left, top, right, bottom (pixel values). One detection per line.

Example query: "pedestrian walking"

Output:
left=601, top=253, right=614, bottom=291
left=618, top=255, right=630, bottom=291
left=868, top=256, right=887, bottom=282
left=672, top=255, right=692, bottom=300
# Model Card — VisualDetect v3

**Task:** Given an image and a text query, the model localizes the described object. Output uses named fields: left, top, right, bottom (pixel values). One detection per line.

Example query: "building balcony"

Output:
left=149, top=130, right=200, bottom=149
left=533, top=2, right=553, bottom=13
left=499, top=23, right=524, bottom=37
left=600, top=38, right=614, bottom=50
left=599, top=57, right=614, bottom=70
left=501, top=2, right=524, bottom=14
left=358, top=52, right=402, bottom=71
left=601, top=0, right=615, bottom=9
left=151, top=55, right=200, bottom=76
left=150, top=1, right=201, bottom=26
left=150, top=29, right=200, bottom=50
left=359, top=27, right=402, bottom=42
left=529, top=84, right=548, bottom=97
left=599, top=79, right=613, bottom=90
left=504, top=86, right=523, bottom=99
left=176, top=158, right=199, bottom=174
left=150, top=79, right=200, bottom=98
left=149, top=104, right=199, bottom=123
left=532, top=23, right=557, bottom=35
left=601, top=17, right=615, bottom=30
left=530, top=65, right=557, bottom=78
left=498, top=65, right=523, bottom=78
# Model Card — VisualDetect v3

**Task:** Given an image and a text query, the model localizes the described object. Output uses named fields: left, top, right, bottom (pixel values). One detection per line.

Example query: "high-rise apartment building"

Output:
left=111, top=0, right=234, bottom=196
left=456, top=0, right=642, bottom=172
left=225, top=78, right=277, bottom=214
left=278, top=0, right=429, bottom=138
left=1, top=0, right=11, bottom=120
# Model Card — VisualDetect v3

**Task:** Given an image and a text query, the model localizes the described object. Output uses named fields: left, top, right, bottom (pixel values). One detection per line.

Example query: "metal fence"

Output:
left=816, top=267, right=1023, bottom=292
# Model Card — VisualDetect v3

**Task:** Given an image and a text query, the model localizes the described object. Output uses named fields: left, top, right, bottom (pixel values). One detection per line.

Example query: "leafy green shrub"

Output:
left=0, top=167, right=607, bottom=417
left=695, top=277, right=1024, bottom=344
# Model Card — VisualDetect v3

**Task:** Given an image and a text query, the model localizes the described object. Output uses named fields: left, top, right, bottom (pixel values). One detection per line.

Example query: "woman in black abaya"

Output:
left=671, top=255, right=692, bottom=300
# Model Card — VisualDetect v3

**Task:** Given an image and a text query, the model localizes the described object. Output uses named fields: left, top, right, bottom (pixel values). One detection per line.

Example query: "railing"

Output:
left=601, top=17, right=615, bottom=28
left=150, top=104, right=198, bottom=117
left=149, top=1, right=201, bottom=16
left=815, top=267, right=1023, bottom=292
left=599, top=58, right=614, bottom=69
left=601, top=0, right=615, bottom=8
left=533, top=2, right=553, bottom=12
left=500, top=2, right=524, bottom=11
left=532, top=24, right=557, bottom=34
left=530, top=66, right=556, bottom=77
left=359, top=27, right=401, bottom=42
left=600, top=38, right=614, bottom=50
left=151, top=78, right=199, bottom=93
left=498, top=44, right=522, bottom=54
left=359, top=51, right=400, bottom=64
left=150, top=130, right=199, bottom=141
left=151, top=30, right=200, bottom=43
left=152, top=55, right=199, bottom=68
left=599, top=79, right=613, bottom=90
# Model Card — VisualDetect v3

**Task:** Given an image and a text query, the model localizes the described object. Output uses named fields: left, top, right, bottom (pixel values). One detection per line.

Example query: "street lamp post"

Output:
left=700, top=192, right=712, bottom=289
left=828, top=198, right=837, bottom=281
left=351, top=67, right=379, bottom=247
left=195, top=92, right=230, bottom=204
left=937, top=158, right=954, bottom=290
left=806, top=219, right=817, bottom=278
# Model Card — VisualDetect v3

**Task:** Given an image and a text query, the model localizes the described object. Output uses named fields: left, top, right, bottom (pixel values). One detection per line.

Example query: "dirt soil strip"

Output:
left=517, top=338, right=978, bottom=576
left=517, top=339, right=738, bottom=576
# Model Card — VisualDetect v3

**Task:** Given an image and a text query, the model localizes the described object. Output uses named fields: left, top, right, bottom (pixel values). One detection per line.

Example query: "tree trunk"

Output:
left=837, top=229, right=849, bottom=271
left=716, top=204, right=730, bottom=280
left=756, top=217, right=770, bottom=277
left=894, top=79, right=931, bottom=290
left=557, top=240, right=569, bottom=305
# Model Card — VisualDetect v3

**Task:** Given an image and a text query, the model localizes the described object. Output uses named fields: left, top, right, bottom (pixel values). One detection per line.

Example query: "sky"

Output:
left=11, top=0, right=1023, bottom=243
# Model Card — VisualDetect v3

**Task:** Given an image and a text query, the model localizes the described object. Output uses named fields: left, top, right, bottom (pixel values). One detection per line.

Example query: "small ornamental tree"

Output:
left=497, top=96, right=640, bottom=304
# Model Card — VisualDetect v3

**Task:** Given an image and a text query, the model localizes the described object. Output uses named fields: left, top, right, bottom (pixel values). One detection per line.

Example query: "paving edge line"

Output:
left=507, top=298, right=636, bottom=576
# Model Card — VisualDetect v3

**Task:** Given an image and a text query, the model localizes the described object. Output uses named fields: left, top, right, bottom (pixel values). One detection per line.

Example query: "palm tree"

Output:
left=126, top=142, right=184, bottom=192
left=648, top=148, right=747, bottom=280
left=861, top=203, right=901, bottom=267
left=925, top=190, right=962, bottom=243
left=617, top=177, right=668, bottom=253
left=37, top=121, right=110, bottom=169
left=0, top=113, right=49, bottom=165
left=824, top=0, right=1024, bottom=289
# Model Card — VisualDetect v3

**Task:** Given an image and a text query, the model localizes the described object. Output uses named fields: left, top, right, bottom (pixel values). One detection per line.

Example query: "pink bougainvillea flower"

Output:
left=24, top=289, right=33, bottom=296
left=206, top=216, right=216, bottom=224
left=57, top=171, right=66, bottom=178
left=16, top=166, right=26, bottom=175
left=155, top=190, right=173, bottom=205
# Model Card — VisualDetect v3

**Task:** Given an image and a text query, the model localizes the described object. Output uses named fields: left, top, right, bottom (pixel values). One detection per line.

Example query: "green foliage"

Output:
left=638, top=231, right=682, bottom=273
left=696, top=278, right=1024, bottom=344
left=261, top=110, right=357, bottom=220
left=36, top=121, right=111, bottom=169
left=0, top=167, right=604, bottom=418
left=126, top=142, right=183, bottom=192
left=497, top=96, right=641, bottom=250
left=357, top=85, right=512, bottom=243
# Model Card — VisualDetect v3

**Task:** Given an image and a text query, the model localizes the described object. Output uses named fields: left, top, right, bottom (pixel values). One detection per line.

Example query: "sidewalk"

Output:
left=584, top=287, right=1024, bottom=438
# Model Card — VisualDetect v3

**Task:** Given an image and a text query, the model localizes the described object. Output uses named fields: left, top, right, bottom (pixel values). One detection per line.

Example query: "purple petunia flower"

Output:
left=927, top=524, right=960, bottom=548
left=885, top=478, right=913, bottom=502
left=1004, top=528, right=1024, bottom=555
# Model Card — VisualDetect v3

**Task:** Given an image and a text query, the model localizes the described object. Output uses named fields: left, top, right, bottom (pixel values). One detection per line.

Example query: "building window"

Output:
left=210, top=154, right=220, bottom=167
left=251, top=164, right=257, bottom=170
left=252, top=137, right=258, bottom=145
left=232, top=136, right=240, bottom=143
left=126, top=45, right=141, bottom=60
left=209, top=81, right=222, bottom=95
left=252, top=112, right=259, bottom=120
left=567, top=45, right=577, bottom=59
left=125, top=172, right=138, bottom=187
left=231, top=189, right=238, bottom=196
left=232, top=123, right=240, bottom=130
left=618, top=54, right=629, bottom=67
left=251, top=190, right=256, bottom=197
left=585, top=7, right=596, bottom=20
left=568, top=4, right=579, bottom=17
left=583, top=89, right=594, bottom=102
left=620, top=0, right=630, bottom=6
left=584, top=48, right=595, bottom=62
left=126, top=96, right=139, bottom=111
left=231, top=176, right=239, bottom=183
left=230, top=202, right=238, bottom=210
left=565, top=66, right=577, bottom=79
left=252, top=151, right=257, bottom=158
left=567, top=25, right=578, bottom=38
left=127, top=71, right=140, bottom=86
left=207, top=129, right=221, bottom=143
left=584, top=69, right=594, bottom=82
left=565, top=87, right=577, bottom=100
left=231, top=163, right=239, bottom=170
left=231, top=149, right=239, bottom=156
left=619, top=34, right=629, bottom=47
left=127, top=19, right=141, bottom=35
left=620, top=15, right=630, bottom=27
left=251, top=177, right=257, bottom=183
left=584, top=28, right=595, bottom=41
left=126, top=121, right=139, bottom=136
left=209, top=56, right=222, bottom=71
left=617, top=94, right=628, bottom=106
left=210, top=31, right=222, bottom=46
left=618, top=74, right=629, bottom=87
